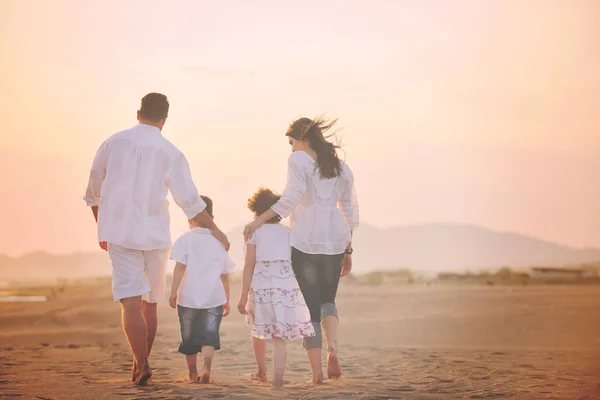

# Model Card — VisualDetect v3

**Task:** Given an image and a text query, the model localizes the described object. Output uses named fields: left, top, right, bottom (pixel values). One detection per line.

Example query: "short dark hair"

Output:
left=247, top=188, right=281, bottom=224
left=139, top=93, right=169, bottom=121
left=201, top=195, right=213, bottom=217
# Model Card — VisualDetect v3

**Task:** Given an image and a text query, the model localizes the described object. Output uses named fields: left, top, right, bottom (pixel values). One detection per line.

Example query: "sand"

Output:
left=1, top=280, right=600, bottom=399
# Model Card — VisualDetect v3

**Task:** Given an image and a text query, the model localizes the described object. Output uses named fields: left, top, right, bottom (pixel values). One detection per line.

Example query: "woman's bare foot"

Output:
left=134, top=362, right=152, bottom=386
left=327, top=351, right=342, bottom=379
left=188, top=365, right=198, bottom=382
left=250, top=369, right=268, bottom=383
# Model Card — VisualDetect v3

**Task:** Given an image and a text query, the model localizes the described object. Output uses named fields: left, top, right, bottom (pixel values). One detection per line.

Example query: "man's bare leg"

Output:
left=186, top=353, right=198, bottom=381
left=251, top=336, right=268, bottom=382
left=199, top=346, right=215, bottom=384
left=322, top=315, right=341, bottom=379
left=130, top=300, right=157, bottom=382
left=142, top=301, right=158, bottom=355
left=272, top=338, right=286, bottom=388
left=120, top=296, right=151, bottom=385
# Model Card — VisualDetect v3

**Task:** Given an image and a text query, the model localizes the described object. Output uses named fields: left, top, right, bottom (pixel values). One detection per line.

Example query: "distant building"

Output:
left=530, top=267, right=597, bottom=279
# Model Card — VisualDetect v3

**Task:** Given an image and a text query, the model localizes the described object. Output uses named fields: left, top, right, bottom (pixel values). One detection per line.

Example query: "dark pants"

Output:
left=177, top=305, right=223, bottom=355
left=291, top=247, right=344, bottom=349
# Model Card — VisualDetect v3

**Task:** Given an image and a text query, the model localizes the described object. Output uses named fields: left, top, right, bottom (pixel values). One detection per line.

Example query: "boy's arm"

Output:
left=220, top=274, right=230, bottom=317
left=169, top=262, right=186, bottom=308
left=238, top=243, right=256, bottom=315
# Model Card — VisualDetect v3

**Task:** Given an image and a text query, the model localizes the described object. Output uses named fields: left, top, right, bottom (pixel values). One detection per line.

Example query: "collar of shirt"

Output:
left=136, top=123, right=162, bottom=135
left=191, top=227, right=211, bottom=234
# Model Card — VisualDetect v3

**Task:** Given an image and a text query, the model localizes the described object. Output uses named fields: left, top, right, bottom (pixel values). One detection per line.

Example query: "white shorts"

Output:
left=108, top=244, right=169, bottom=303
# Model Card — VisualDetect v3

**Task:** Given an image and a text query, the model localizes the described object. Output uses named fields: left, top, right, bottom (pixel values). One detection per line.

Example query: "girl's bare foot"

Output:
left=250, top=368, right=268, bottom=383
left=327, top=351, right=342, bottom=379
left=272, top=368, right=284, bottom=388
left=188, top=365, right=198, bottom=382
left=306, top=373, right=324, bottom=385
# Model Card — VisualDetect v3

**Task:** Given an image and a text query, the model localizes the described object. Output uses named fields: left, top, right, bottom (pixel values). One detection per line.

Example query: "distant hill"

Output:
left=1, top=223, right=599, bottom=283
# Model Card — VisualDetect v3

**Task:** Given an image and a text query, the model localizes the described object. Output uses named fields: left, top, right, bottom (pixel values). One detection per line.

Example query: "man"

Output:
left=83, top=93, right=230, bottom=385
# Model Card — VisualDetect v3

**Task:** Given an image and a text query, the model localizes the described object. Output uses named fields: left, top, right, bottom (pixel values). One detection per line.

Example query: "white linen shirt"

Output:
left=83, top=123, right=206, bottom=250
left=271, top=151, right=359, bottom=255
left=170, top=227, right=236, bottom=309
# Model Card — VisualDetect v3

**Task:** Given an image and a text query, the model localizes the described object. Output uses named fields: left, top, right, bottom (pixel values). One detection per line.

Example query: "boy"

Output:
left=169, top=196, right=235, bottom=383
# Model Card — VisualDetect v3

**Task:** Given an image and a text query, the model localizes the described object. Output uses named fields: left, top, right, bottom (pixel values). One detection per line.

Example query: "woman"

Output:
left=243, top=116, right=359, bottom=384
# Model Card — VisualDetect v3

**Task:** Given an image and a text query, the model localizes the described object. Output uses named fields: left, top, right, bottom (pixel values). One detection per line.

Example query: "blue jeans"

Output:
left=291, top=248, right=344, bottom=350
left=177, top=305, right=223, bottom=355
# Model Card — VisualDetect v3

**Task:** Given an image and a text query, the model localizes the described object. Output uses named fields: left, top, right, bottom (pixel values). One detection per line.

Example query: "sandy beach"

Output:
left=2, top=280, right=600, bottom=399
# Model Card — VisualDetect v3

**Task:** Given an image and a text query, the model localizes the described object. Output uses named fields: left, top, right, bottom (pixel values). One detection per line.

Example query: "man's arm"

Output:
left=84, top=141, right=109, bottom=251
left=168, top=153, right=230, bottom=250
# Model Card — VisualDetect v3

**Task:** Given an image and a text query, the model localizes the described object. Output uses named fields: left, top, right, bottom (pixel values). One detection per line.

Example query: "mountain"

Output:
left=349, top=223, right=600, bottom=272
left=1, top=223, right=599, bottom=283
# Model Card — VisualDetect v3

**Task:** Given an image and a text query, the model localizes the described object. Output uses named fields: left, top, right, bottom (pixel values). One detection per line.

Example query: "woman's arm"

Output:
left=244, top=154, right=307, bottom=240
left=338, top=166, right=360, bottom=233
left=169, top=262, right=186, bottom=308
left=237, top=243, right=257, bottom=314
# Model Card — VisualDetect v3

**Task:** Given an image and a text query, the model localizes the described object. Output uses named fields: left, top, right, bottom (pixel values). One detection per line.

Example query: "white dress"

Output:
left=246, top=224, right=315, bottom=340
left=271, top=151, right=360, bottom=255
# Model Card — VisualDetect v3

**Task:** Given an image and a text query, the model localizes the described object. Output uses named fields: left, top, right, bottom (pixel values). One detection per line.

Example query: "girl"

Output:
left=237, top=188, right=315, bottom=388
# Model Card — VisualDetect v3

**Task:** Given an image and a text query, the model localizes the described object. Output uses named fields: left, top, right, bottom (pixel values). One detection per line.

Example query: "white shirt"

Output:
left=170, top=227, right=236, bottom=309
left=83, top=124, right=206, bottom=250
left=271, top=151, right=359, bottom=255
left=247, top=224, right=292, bottom=261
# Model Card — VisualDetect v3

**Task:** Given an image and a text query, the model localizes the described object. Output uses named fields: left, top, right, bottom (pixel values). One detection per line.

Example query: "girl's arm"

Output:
left=169, top=262, right=186, bottom=308
left=237, top=243, right=257, bottom=314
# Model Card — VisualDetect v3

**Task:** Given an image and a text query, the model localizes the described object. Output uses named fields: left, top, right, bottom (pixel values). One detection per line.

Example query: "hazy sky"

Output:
left=1, top=0, right=599, bottom=256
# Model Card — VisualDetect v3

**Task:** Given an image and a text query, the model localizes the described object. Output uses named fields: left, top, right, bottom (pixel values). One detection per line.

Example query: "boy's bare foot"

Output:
left=188, top=365, right=198, bottom=382
left=250, top=369, right=268, bottom=383
left=134, top=362, right=152, bottom=386
left=199, top=369, right=211, bottom=384
left=327, top=351, right=342, bottom=379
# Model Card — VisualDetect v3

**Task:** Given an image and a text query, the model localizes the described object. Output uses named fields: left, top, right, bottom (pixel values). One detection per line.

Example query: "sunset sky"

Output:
left=1, top=0, right=599, bottom=256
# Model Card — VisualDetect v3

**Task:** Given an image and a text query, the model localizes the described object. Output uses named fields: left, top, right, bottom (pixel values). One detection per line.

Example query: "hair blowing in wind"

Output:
left=286, top=116, right=343, bottom=179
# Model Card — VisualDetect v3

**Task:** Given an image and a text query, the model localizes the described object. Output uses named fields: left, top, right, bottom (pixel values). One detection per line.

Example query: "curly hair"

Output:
left=247, top=188, right=282, bottom=224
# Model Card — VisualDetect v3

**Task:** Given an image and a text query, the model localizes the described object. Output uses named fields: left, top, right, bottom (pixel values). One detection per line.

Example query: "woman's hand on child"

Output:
left=243, top=220, right=262, bottom=241
left=169, top=293, right=177, bottom=309
left=222, top=302, right=231, bottom=317
left=341, top=254, right=352, bottom=277
left=237, top=297, right=248, bottom=315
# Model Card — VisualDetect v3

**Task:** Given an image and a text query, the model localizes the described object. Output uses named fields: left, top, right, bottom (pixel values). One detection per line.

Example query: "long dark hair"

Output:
left=286, top=116, right=342, bottom=179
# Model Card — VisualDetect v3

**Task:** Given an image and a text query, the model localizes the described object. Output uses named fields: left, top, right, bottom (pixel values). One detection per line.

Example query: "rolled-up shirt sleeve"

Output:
left=83, top=140, right=109, bottom=207
left=167, top=153, right=206, bottom=219
left=338, top=166, right=359, bottom=230
left=271, top=154, right=307, bottom=218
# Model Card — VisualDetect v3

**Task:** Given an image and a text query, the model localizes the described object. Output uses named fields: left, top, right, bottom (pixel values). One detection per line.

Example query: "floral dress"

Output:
left=245, top=224, right=315, bottom=340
